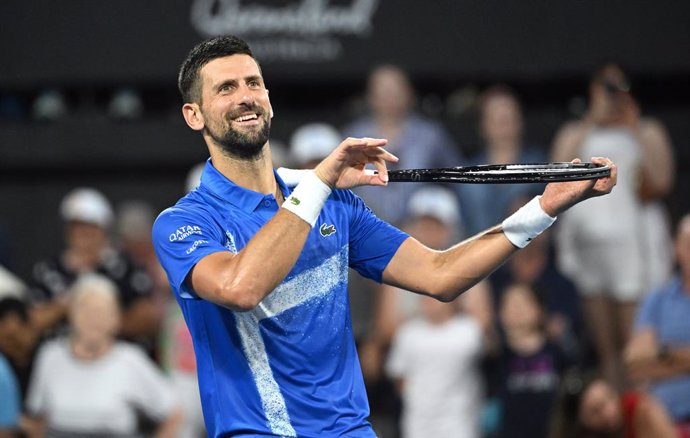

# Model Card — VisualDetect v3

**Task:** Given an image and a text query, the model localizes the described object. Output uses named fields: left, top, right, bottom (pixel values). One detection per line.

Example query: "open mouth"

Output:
left=232, top=112, right=260, bottom=125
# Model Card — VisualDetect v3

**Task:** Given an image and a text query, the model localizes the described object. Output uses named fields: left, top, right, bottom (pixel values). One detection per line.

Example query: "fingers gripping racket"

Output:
left=380, top=162, right=611, bottom=184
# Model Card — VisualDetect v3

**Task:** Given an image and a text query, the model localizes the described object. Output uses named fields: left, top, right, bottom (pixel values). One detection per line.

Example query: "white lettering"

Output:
left=186, top=240, right=209, bottom=254
left=169, top=225, right=203, bottom=242
left=190, top=0, right=379, bottom=38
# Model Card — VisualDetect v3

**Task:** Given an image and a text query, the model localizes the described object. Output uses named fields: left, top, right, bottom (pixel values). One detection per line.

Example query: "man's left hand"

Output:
left=539, top=157, right=617, bottom=217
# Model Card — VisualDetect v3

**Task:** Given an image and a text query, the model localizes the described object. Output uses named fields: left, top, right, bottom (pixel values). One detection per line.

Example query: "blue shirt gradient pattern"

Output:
left=152, top=160, right=408, bottom=437
left=635, top=276, right=690, bottom=421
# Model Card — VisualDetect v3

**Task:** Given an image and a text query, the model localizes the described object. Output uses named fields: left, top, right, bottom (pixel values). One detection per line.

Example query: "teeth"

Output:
left=235, top=114, right=258, bottom=122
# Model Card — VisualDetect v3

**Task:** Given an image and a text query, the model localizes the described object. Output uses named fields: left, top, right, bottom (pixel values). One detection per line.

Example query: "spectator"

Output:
left=0, top=351, right=20, bottom=438
left=386, top=295, right=484, bottom=438
left=358, top=186, right=491, bottom=436
left=360, top=186, right=492, bottom=383
left=549, top=372, right=678, bottom=438
left=0, top=266, right=26, bottom=300
left=457, top=86, right=546, bottom=236
left=490, top=228, right=585, bottom=361
left=289, top=122, right=341, bottom=169
left=30, top=188, right=159, bottom=349
left=623, top=214, right=690, bottom=427
left=23, top=274, right=182, bottom=438
left=117, top=200, right=171, bottom=318
left=0, top=298, right=39, bottom=399
left=552, top=64, right=675, bottom=388
left=497, top=283, right=571, bottom=438
left=342, top=64, right=464, bottom=225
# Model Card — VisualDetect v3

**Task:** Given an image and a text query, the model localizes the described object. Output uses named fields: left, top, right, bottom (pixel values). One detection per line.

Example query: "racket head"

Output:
left=386, top=162, right=611, bottom=184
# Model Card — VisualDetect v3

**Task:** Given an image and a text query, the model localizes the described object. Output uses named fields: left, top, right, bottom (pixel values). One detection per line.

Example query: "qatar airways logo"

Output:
left=190, top=0, right=380, bottom=61
left=169, top=225, right=203, bottom=242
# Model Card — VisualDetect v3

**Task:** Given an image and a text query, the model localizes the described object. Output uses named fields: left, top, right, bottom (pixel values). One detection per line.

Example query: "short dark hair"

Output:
left=178, top=35, right=256, bottom=104
left=0, top=297, right=28, bottom=323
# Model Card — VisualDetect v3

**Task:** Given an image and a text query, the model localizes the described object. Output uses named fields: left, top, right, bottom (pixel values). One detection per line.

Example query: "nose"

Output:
left=237, top=83, right=256, bottom=107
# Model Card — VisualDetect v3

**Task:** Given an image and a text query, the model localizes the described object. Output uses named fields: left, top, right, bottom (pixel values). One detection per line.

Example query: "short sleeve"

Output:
left=152, top=206, right=230, bottom=297
left=635, top=289, right=663, bottom=332
left=0, top=355, right=20, bottom=428
left=126, top=347, right=177, bottom=421
left=345, top=191, right=409, bottom=283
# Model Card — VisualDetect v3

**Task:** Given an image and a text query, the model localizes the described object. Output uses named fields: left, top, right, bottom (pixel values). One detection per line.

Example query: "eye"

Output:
left=219, top=83, right=235, bottom=93
left=248, top=79, right=261, bottom=88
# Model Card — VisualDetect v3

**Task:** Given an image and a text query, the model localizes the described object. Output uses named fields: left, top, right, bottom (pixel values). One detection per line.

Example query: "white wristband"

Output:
left=501, top=196, right=556, bottom=248
left=276, top=167, right=308, bottom=186
left=282, top=170, right=332, bottom=227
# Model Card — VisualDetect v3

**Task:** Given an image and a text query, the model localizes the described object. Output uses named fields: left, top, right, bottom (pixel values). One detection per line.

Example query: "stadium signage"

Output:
left=190, top=0, right=380, bottom=62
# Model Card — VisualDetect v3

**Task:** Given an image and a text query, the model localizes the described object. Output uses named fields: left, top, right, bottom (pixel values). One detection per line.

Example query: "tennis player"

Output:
left=152, top=35, right=617, bottom=438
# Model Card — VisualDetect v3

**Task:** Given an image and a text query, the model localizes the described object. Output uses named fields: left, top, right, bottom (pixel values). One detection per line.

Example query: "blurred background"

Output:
left=1, top=1, right=690, bottom=438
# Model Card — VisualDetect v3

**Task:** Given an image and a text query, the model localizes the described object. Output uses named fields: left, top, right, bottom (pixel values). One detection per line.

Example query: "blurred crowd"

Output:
left=1, top=62, right=689, bottom=438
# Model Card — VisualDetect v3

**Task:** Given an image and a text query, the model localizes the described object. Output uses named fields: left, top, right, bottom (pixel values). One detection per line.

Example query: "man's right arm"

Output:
left=170, top=138, right=398, bottom=311
left=188, top=210, right=312, bottom=310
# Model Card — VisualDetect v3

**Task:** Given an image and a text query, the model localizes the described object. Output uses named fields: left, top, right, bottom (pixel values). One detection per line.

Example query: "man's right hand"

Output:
left=314, top=137, right=398, bottom=189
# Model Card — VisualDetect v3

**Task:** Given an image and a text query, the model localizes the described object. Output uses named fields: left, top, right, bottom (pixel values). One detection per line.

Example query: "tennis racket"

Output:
left=381, top=162, right=611, bottom=184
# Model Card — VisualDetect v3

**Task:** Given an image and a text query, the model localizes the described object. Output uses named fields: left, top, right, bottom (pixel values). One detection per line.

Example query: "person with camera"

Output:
left=551, top=64, right=675, bottom=389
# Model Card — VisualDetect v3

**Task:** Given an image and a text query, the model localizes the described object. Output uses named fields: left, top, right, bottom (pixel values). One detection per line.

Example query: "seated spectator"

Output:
left=0, top=297, right=39, bottom=399
left=552, top=63, right=674, bottom=388
left=456, top=85, right=545, bottom=236
left=623, top=214, right=690, bottom=428
left=30, top=188, right=159, bottom=349
left=497, top=283, right=571, bottom=438
left=490, top=229, right=585, bottom=362
left=0, top=351, right=20, bottom=438
left=342, top=64, right=463, bottom=226
left=24, top=274, right=182, bottom=438
left=550, top=372, right=678, bottom=438
left=386, top=295, right=484, bottom=438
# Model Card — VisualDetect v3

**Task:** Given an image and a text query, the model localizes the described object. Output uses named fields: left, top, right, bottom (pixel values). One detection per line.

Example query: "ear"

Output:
left=182, top=103, right=205, bottom=131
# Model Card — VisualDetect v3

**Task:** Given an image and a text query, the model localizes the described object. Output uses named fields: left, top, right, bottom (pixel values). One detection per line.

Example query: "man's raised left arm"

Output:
left=382, top=157, right=617, bottom=301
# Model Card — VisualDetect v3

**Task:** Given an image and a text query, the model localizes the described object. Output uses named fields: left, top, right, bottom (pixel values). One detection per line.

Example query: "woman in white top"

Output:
left=551, top=64, right=674, bottom=388
left=24, top=274, right=182, bottom=438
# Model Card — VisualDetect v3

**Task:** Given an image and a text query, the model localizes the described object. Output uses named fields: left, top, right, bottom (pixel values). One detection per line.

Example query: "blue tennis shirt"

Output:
left=152, top=160, right=408, bottom=438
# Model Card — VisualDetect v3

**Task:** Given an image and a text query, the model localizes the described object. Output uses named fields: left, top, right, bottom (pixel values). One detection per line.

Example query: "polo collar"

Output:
left=199, top=159, right=290, bottom=213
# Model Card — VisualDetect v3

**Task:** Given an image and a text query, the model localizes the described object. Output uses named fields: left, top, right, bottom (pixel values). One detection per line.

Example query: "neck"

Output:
left=375, top=114, right=406, bottom=139
left=209, top=142, right=277, bottom=195
left=71, top=336, right=112, bottom=361
left=428, top=312, right=454, bottom=326
left=487, top=140, right=520, bottom=164
left=505, top=327, right=545, bottom=354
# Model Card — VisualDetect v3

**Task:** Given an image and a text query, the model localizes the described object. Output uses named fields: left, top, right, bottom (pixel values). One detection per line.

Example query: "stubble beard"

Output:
left=205, top=107, right=271, bottom=161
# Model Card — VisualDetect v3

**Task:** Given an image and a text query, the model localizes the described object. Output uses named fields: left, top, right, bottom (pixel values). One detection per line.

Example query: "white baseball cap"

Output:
left=290, top=123, right=341, bottom=165
left=60, top=188, right=114, bottom=228
left=407, top=186, right=461, bottom=228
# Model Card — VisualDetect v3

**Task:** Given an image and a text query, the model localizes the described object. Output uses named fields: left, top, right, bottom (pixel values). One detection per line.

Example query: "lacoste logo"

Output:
left=319, top=223, right=336, bottom=237
left=289, top=197, right=301, bottom=206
